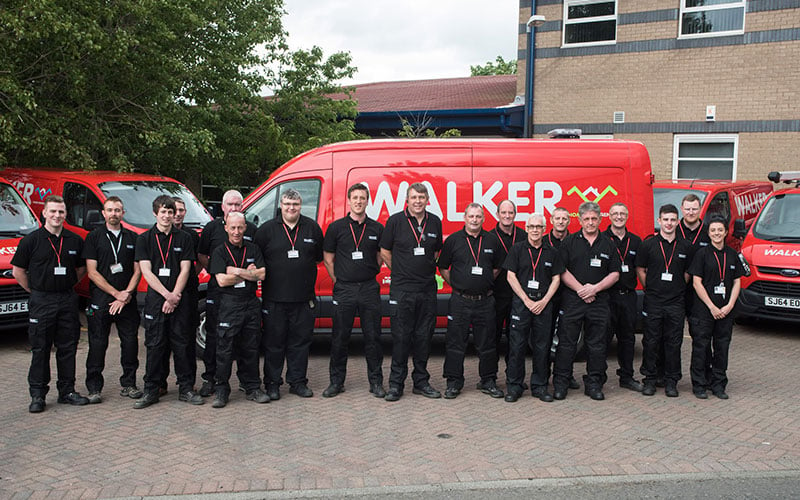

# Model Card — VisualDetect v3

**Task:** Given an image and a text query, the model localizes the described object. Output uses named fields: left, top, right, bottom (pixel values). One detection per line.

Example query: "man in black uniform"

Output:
left=553, top=201, right=620, bottom=401
left=438, top=203, right=503, bottom=399
left=503, top=213, right=563, bottom=403
left=208, top=212, right=270, bottom=408
left=603, top=202, right=644, bottom=393
left=12, top=195, right=89, bottom=413
left=256, top=189, right=323, bottom=400
left=83, top=196, right=142, bottom=403
left=380, top=182, right=443, bottom=402
left=197, top=190, right=257, bottom=397
left=490, top=200, right=526, bottom=368
left=636, top=204, right=692, bottom=398
left=133, top=195, right=203, bottom=408
left=321, top=183, right=385, bottom=398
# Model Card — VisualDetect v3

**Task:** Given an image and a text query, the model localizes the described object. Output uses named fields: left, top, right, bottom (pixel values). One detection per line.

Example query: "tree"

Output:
left=0, top=0, right=362, bottom=188
left=470, top=55, right=517, bottom=76
left=396, top=116, right=461, bottom=138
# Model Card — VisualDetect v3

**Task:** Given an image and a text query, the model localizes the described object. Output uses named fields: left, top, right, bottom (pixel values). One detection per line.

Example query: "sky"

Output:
left=282, top=0, right=520, bottom=85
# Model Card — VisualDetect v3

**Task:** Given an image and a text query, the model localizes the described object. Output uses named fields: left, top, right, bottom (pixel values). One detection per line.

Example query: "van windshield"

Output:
left=653, top=188, right=708, bottom=228
left=99, top=181, right=211, bottom=229
left=752, top=193, right=800, bottom=242
left=0, top=183, right=39, bottom=237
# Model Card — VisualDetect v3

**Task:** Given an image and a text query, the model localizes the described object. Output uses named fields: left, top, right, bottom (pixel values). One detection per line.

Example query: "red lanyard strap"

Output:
left=350, top=221, right=366, bottom=251
left=528, top=246, right=542, bottom=277
left=157, top=233, right=172, bottom=268
left=283, top=223, right=299, bottom=250
left=225, top=243, right=246, bottom=268
left=713, top=249, right=727, bottom=283
left=466, top=235, right=482, bottom=266
left=659, top=240, right=676, bottom=271
left=406, top=213, right=427, bottom=247
left=494, top=227, right=516, bottom=253
left=679, top=223, right=701, bottom=245
left=48, top=236, right=63, bottom=267
left=616, top=236, right=630, bottom=263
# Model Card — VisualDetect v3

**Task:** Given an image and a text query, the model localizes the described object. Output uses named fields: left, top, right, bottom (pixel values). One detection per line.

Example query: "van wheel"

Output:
left=196, top=299, right=206, bottom=359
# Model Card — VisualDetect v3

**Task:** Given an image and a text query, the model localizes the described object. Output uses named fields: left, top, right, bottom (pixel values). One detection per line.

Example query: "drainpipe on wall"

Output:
left=523, top=1, right=545, bottom=138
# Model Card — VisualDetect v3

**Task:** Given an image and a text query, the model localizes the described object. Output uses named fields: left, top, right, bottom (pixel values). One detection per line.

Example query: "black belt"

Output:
left=615, top=289, right=634, bottom=295
left=454, top=289, right=492, bottom=301
left=527, top=293, right=545, bottom=300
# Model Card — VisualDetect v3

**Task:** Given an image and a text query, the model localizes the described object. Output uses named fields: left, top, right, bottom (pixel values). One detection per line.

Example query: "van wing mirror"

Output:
left=733, top=219, right=747, bottom=239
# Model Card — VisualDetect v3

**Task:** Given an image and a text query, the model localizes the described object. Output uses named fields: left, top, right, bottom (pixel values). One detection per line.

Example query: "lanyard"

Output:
left=679, top=223, right=701, bottom=245
left=349, top=220, right=366, bottom=251
left=282, top=223, right=299, bottom=250
left=615, top=235, right=630, bottom=264
left=466, top=234, right=483, bottom=266
left=157, top=232, right=172, bottom=269
left=106, top=231, right=123, bottom=264
left=528, top=245, right=543, bottom=279
left=659, top=239, right=676, bottom=272
left=224, top=242, right=246, bottom=268
left=494, top=227, right=516, bottom=253
left=406, top=212, right=427, bottom=247
left=713, top=249, right=727, bottom=283
left=48, top=235, right=63, bottom=267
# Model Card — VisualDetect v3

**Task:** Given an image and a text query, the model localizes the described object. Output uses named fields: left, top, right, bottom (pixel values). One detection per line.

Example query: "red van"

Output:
left=652, top=179, right=772, bottom=251
left=735, top=172, right=800, bottom=323
left=0, top=177, right=41, bottom=330
left=241, top=138, right=655, bottom=329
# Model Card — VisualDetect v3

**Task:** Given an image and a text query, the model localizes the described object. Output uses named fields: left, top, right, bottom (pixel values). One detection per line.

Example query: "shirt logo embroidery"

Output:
left=303, top=238, right=314, bottom=243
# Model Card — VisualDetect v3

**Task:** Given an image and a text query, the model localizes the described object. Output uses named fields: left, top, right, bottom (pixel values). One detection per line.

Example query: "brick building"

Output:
left=516, top=0, right=800, bottom=181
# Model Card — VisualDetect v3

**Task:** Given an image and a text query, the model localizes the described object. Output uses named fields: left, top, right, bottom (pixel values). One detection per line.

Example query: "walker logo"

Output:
left=37, top=187, right=52, bottom=200
left=0, top=246, right=16, bottom=255
left=764, top=248, right=800, bottom=257
left=735, top=192, right=769, bottom=217
left=566, top=185, right=618, bottom=203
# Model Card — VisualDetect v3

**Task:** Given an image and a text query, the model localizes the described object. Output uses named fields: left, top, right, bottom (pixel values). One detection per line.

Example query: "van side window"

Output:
left=707, top=192, right=730, bottom=222
left=245, top=179, right=320, bottom=227
left=63, top=182, right=103, bottom=230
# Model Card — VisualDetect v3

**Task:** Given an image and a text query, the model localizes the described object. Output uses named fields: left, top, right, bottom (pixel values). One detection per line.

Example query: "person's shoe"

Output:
left=655, top=378, right=665, bottom=388
left=178, top=390, right=205, bottom=405
left=504, top=390, right=522, bottom=403
left=29, top=397, right=45, bottom=413
left=211, top=393, right=228, bottom=408
left=87, top=392, right=102, bottom=404
left=553, top=388, right=568, bottom=400
left=521, top=382, right=529, bottom=390
left=476, top=380, right=504, bottom=399
left=120, top=386, right=143, bottom=399
left=412, top=385, right=441, bottom=399
left=665, top=383, right=679, bottom=398
left=266, top=384, right=280, bottom=401
left=133, top=392, right=159, bottom=409
left=531, top=388, right=554, bottom=402
left=712, top=390, right=729, bottom=400
left=58, top=392, right=90, bottom=406
left=584, top=387, right=605, bottom=401
left=568, top=377, right=580, bottom=390
left=322, top=383, right=344, bottom=398
left=384, top=387, right=402, bottom=402
left=246, top=389, right=270, bottom=404
left=158, top=386, right=168, bottom=397
left=289, top=384, right=313, bottom=398
left=642, top=383, right=657, bottom=396
left=620, top=379, right=644, bottom=392
left=369, top=383, right=386, bottom=398
left=694, top=389, right=708, bottom=399
left=199, top=380, right=215, bottom=397
left=443, top=386, right=460, bottom=399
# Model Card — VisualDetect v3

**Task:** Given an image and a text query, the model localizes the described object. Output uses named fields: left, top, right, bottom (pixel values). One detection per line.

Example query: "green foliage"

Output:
left=470, top=55, right=517, bottom=76
left=396, top=118, right=461, bottom=138
left=0, top=0, right=363, bottom=187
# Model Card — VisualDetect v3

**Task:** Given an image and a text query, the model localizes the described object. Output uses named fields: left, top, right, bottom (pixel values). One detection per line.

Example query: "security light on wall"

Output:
left=706, top=105, right=716, bottom=122
left=527, top=15, right=546, bottom=31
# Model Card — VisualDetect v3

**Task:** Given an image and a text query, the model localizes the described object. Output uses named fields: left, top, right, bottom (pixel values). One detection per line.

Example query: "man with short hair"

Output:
left=83, top=196, right=142, bottom=403
left=603, top=202, right=644, bottom=392
left=133, top=195, right=202, bottom=408
left=209, top=212, right=270, bottom=407
left=438, top=203, right=503, bottom=399
left=256, top=189, right=323, bottom=400
left=197, top=190, right=257, bottom=397
left=636, top=204, right=692, bottom=398
left=380, top=183, right=443, bottom=401
left=503, top=213, right=563, bottom=403
left=553, top=202, right=620, bottom=401
left=13, top=195, right=89, bottom=412
left=322, top=183, right=385, bottom=398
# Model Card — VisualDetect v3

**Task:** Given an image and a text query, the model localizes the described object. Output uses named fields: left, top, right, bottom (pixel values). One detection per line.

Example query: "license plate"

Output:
left=0, top=301, right=28, bottom=315
left=765, top=296, right=800, bottom=309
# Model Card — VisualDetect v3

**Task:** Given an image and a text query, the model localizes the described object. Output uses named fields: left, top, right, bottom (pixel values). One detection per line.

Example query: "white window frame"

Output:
left=562, top=0, right=618, bottom=48
left=672, top=134, right=739, bottom=181
left=679, top=0, right=746, bottom=39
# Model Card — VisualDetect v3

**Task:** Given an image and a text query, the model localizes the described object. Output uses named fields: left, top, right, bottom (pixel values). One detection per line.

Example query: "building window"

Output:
left=679, top=0, right=745, bottom=38
left=673, top=134, right=738, bottom=181
left=562, top=1, right=617, bottom=47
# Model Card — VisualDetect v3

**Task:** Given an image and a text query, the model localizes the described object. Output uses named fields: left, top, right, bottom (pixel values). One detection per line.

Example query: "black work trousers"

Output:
left=142, top=298, right=196, bottom=395
left=442, top=293, right=497, bottom=389
left=27, top=290, right=80, bottom=398
left=388, top=288, right=436, bottom=392
left=329, top=280, right=383, bottom=386
left=202, top=289, right=219, bottom=383
left=85, top=299, right=140, bottom=393
left=688, top=314, right=733, bottom=393
left=493, top=293, right=513, bottom=366
left=553, top=294, right=610, bottom=392
left=262, top=301, right=314, bottom=388
left=214, top=294, right=262, bottom=396
left=505, top=296, right=553, bottom=393
left=641, top=300, right=685, bottom=384
left=607, top=290, right=637, bottom=382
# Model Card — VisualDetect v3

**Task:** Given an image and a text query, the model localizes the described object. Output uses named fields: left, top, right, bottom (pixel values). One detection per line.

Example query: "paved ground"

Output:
left=0, top=318, right=798, bottom=499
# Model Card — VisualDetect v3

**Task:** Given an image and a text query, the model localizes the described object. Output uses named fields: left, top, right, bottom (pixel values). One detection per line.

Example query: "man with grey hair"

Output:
left=197, top=189, right=258, bottom=397
left=553, top=201, right=620, bottom=401
left=255, top=189, right=323, bottom=400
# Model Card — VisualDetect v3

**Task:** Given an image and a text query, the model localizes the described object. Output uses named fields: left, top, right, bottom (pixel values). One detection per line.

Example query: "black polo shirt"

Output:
left=503, top=240, right=564, bottom=298
left=209, top=240, right=264, bottom=297
left=491, top=223, right=526, bottom=298
left=323, top=214, right=383, bottom=283
left=380, top=209, right=443, bottom=292
left=688, top=244, right=744, bottom=315
left=544, top=231, right=568, bottom=249
left=438, top=228, right=502, bottom=294
left=677, top=218, right=710, bottom=259
left=82, top=225, right=138, bottom=303
left=635, top=234, right=692, bottom=304
left=12, top=226, right=85, bottom=292
left=559, top=230, right=621, bottom=299
left=603, top=227, right=642, bottom=292
left=255, top=214, right=323, bottom=302
left=177, top=225, right=200, bottom=290
left=198, top=217, right=257, bottom=289
left=135, top=225, right=195, bottom=304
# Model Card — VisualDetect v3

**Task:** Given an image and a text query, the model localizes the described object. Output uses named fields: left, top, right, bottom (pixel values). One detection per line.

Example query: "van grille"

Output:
left=759, top=267, right=800, bottom=276
left=748, top=281, right=800, bottom=296
left=0, top=285, right=29, bottom=302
